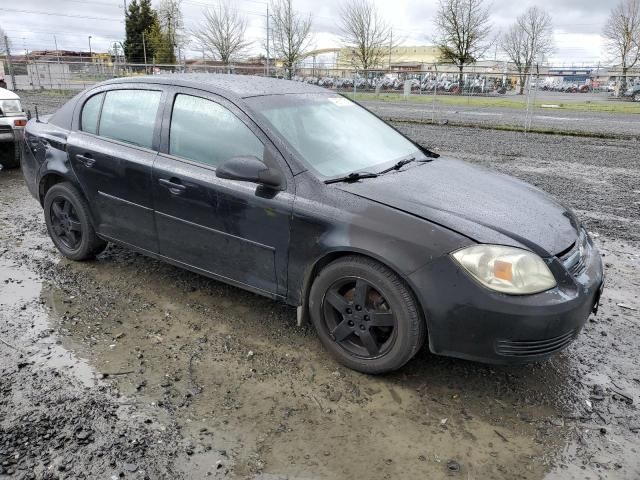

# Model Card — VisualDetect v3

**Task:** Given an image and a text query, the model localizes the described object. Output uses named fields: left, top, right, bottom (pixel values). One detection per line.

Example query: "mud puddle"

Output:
left=5, top=252, right=559, bottom=479
left=3, top=235, right=638, bottom=479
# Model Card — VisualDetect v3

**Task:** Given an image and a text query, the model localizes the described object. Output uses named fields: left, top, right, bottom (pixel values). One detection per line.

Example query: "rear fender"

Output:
left=36, top=138, right=100, bottom=229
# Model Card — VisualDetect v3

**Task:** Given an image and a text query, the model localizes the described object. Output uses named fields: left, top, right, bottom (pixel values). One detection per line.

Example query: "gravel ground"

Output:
left=395, top=122, right=640, bottom=243
left=0, top=91, right=639, bottom=479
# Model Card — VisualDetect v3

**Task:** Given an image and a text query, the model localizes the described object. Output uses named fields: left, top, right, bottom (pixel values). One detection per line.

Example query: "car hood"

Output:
left=336, top=158, right=578, bottom=256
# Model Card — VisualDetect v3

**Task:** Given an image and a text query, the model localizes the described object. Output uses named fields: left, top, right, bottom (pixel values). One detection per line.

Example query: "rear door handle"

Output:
left=158, top=177, right=187, bottom=194
left=76, top=153, right=95, bottom=167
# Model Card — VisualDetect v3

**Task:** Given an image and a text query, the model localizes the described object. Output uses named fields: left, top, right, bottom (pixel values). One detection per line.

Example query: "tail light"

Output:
left=14, top=119, right=27, bottom=127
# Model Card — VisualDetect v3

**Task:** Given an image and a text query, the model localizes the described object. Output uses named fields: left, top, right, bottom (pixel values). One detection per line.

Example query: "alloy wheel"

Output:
left=321, top=277, right=397, bottom=359
left=49, top=197, right=83, bottom=250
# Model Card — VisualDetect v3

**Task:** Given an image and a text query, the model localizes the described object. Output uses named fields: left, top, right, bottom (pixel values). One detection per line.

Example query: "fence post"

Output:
left=432, top=64, right=438, bottom=124
left=527, top=64, right=540, bottom=133
left=524, top=71, right=533, bottom=134
left=3, top=36, right=17, bottom=90
left=33, top=61, right=42, bottom=90
left=47, top=62, right=53, bottom=90
left=353, top=70, right=356, bottom=99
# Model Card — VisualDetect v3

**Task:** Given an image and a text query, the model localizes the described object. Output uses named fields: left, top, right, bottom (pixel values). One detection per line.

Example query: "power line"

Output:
left=48, top=0, right=123, bottom=5
left=0, top=8, right=124, bottom=22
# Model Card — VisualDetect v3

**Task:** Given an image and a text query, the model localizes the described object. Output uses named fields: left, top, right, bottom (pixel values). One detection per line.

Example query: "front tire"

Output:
left=44, top=182, right=107, bottom=261
left=309, top=256, right=426, bottom=374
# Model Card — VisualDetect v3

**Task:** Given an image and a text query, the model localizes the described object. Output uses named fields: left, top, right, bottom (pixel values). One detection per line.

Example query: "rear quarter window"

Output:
left=80, top=93, right=104, bottom=134
left=98, top=89, right=161, bottom=149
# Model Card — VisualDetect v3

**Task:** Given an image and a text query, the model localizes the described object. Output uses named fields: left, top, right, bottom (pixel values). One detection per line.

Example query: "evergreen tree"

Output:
left=124, top=0, right=156, bottom=63
left=147, top=16, right=175, bottom=64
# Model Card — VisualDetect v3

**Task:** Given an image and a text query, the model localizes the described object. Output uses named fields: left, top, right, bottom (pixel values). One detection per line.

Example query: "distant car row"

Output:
left=291, top=75, right=508, bottom=95
left=292, top=75, right=640, bottom=100
left=623, top=84, right=640, bottom=102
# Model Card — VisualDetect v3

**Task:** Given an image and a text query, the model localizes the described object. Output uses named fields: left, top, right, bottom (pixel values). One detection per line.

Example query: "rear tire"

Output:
left=309, top=255, right=426, bottom=374
left=44, top=182, right=107, bottom=261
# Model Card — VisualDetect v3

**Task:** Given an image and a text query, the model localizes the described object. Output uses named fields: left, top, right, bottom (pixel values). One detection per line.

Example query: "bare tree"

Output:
left=603, top=0, right=640, bottom=92
left=434, top=0, right=493, bottom=85
left=194, top=3, right=251, bottom=65
left=339, top=0, right=392, bottom=72
left=502, top=7, right=554, bottom=95
left=157, top=0, right=185, bottom=63
left=269, top=0, right=312, bottom=79
left=0, top=25, right=8, bottom=55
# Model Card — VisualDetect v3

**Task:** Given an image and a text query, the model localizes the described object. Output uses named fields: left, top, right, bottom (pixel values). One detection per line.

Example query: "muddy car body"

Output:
left=21, top=74, right=604, bottom=373
left=0, top=87, right=27, bottom=169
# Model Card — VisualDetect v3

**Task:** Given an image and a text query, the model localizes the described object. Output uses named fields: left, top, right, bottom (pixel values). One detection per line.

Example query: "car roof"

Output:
left=0, top=87, right=20, bottom=101
left=101, top=73, right=329, bottom=99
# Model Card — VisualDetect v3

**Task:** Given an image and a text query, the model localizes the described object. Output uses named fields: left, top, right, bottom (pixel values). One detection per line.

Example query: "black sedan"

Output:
left=21, top=75, right=604, bottom=373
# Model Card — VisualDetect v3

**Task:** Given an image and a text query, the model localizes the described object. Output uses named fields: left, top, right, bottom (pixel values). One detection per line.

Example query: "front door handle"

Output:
left=158, top=177, right=187, bottom=194
left=76, top=153, right=95, bottom=167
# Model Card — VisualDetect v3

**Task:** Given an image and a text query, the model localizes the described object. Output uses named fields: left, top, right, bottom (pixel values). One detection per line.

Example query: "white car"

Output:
left=0, top=87, right=27, bottom=169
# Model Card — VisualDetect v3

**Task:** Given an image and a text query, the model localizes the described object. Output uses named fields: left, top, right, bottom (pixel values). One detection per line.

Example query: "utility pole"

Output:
left=114, top=42, right=119, bottom=75
left=142, top=32, right=148, bottom=72
left=168, top=13, right=174, bottom=64
left=266, top=3, right=270, bottom=77
left=3, top=36, right=16, bottom=90
left=53, top=35, right=61, bottom=63
left=88, top=35, right=93, bottom=62
left=388, top=28, right=393, bottom=71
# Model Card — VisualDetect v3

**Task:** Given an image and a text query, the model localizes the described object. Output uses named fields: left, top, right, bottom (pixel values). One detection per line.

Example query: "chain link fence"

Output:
left=3, top=59, right=640, bottom=136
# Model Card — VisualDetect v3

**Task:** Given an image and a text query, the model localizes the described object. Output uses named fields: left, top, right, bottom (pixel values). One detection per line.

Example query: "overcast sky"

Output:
left=0, top=0, right=612, bottom=65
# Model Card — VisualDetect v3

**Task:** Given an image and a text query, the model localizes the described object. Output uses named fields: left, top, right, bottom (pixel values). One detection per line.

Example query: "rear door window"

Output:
left=80, top=93, right=103, bottom=134
left=169, top=94, right=263, bottom=167
left=99, top=89, right=161, bottom=149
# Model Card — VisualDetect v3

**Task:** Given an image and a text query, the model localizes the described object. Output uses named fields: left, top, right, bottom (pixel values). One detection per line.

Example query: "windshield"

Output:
left=0, top=99, right=22, bottom=116
left=246, top=94, right=419, bottom=177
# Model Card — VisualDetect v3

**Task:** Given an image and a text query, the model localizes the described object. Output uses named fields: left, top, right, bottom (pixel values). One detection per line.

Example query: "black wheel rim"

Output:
left=49, top=197, right=82, bottom=250
left=322, top=277, right=397, bottom=359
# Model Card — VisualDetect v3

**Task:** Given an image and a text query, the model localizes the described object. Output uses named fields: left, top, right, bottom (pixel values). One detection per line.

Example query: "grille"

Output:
left=495, top=329, right=577, bottom=357
left=558, top=230, right=588, bottom=276
left=0, top=125, right=13, bottom=133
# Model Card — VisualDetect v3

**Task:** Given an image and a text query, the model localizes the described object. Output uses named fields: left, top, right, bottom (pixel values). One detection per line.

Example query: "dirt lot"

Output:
left=1, top=92, right=639, bottom=479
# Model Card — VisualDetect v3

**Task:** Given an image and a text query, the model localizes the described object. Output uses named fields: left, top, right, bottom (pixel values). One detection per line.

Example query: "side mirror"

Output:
left=216, top=155, right=284, bottom=189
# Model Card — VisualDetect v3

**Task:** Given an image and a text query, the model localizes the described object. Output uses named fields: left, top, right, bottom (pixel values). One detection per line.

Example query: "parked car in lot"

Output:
left=21, top=74, right=604, bottom=373
left=0, top=87, right=27, bottom=169
left=623, top=84, right=640, bottom=102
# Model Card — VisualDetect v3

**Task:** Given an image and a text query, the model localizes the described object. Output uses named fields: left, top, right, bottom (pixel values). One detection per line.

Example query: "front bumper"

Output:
left=409, top=234, right=604, bottom=364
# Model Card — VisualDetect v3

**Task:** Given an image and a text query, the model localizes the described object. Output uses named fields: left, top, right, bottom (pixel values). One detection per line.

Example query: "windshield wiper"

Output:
left=376, top=157, right=415, bottom=175
left=418, top=145, right=440, bottom=159
left=324, top=171, right=379, bottom=184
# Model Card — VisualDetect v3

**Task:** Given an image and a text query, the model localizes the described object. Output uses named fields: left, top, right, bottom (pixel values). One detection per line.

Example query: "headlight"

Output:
left=451, top=245, right=556, bottom=295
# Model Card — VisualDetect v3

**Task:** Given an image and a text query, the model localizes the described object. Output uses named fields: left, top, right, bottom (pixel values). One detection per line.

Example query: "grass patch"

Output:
left=349, top=92, right=640, bottom=114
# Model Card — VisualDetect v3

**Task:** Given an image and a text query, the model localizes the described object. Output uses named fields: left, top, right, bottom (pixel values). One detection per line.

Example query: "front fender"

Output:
left=287, top=174, right=473, bottom=313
